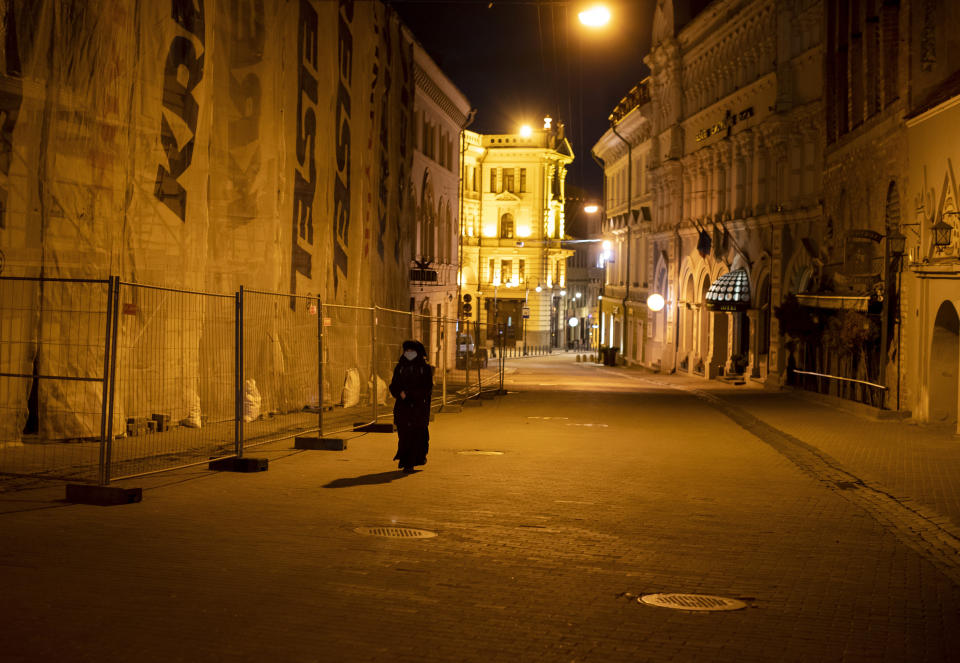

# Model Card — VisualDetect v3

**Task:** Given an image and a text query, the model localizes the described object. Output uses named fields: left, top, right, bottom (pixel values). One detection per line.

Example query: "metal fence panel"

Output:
left=321, top=304, right=374, bottom=435
left=0, top=277, right=112, bottom=487
left=241, top=290, right=321, bottom=450
left=107, top=283, right=236, bottom=480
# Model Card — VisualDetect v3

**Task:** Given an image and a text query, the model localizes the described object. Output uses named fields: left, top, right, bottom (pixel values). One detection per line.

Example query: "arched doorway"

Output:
left=756, top=275, right=771, bottom=376
left=929, top=301, right=959, bottom=425
left=682, top=273, right=695, bottom=369
left=697, top=276, right=711, bottom=373
left=711, top=307, right=729, bottom=374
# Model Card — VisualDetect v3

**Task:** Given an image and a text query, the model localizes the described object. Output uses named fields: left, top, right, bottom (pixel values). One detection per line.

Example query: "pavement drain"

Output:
left=639, top=593, right=747, bottom=612
left=457, top=450, right=504, bottom=455
left=353, top=527, right=437, bottom=539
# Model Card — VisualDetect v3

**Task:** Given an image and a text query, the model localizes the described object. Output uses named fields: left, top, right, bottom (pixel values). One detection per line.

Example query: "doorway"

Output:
left=929, top=301, right=959, bottom=425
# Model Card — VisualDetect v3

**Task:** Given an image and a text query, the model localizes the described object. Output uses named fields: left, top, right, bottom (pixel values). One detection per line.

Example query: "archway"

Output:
left=756, top=275, right=771, bottom=375
left=697, top=276, right=711, bottom=372
left=929, top=301, right=959, bottom=425
left=682, top=273, right=695, bottom=367
left=711, top=308, right=729, bottom=373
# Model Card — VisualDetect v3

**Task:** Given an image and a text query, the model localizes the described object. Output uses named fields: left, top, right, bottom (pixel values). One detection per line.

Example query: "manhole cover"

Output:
left=457, top=450, right=504, bottom=455
left=353, top=526, right=437, bottom=538
left=639, top=593, right=747, bottom=611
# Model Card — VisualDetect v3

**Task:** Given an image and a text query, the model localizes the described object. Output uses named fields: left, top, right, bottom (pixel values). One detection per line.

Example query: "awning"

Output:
left=705, top=269, right=750, bottom=311
left=795, top=294, right=869, bottom=311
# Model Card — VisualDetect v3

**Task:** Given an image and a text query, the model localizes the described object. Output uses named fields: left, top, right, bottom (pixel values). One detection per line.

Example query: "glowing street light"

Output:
left=646, top=293, right=665, bottom=312
left=578, top=4, right=610, bottom=28
left=519, top=124, right=533, bottom=138
left=584, top=204, right=599, bottom=214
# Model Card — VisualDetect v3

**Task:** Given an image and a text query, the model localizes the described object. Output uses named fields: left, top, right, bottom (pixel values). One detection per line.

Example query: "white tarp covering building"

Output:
left=0, top=0, right=417, bottom=443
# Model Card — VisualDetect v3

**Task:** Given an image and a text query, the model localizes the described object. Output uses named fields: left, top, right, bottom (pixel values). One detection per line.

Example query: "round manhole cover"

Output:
left=457, top=450, right=504, bottom=455
left=353, top=526, right=437, bottom=538
left=639, top=593, right=747, bottom=611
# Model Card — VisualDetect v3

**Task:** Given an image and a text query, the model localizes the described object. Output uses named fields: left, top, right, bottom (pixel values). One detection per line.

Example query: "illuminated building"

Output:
left=459, top=121, right=575, bottom=349
left=594, top=0, right=823, bottom=383
left=407, top=32, right=473, bottom=368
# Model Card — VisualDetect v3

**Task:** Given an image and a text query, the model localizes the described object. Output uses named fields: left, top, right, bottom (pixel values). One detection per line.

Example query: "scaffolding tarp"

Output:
left=0, top=0, right=415, bottom=443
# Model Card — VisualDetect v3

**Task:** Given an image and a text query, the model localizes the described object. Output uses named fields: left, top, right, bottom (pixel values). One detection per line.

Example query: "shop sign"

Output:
left=696, top=107, right=754, bottom=143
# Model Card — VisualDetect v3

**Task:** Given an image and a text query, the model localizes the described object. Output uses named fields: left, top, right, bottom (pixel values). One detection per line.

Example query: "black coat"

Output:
left=389, top=357, right=433, bottom=429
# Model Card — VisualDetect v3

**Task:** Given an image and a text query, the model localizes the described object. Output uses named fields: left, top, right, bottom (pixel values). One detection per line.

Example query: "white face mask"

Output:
left=403, top=350, right=418, bottom=361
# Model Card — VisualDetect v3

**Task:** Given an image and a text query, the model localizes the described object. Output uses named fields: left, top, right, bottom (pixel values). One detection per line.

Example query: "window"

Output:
left=490, top=168, right=498, bottom=193
left=488, top=258, right=495, bottom=283
left=518, top=259, right=525, bottom=284
left=519, top=168, right=527, bottom=193
left=501, top=212, right=514, bottom=238
left=501, top=260, right=512, bottom=285
left=504, top=169, right=515, bottom=193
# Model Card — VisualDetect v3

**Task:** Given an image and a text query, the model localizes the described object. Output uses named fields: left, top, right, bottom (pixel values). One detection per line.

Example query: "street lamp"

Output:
left=584, top=204, right=599, bottom=214
left=887, top=229, right=907, bottom=258
left=578, top=4, right=610, bottom=28
left=646, top=293, right=665, bottom=312
left=519, top=124, right=533, bottom=138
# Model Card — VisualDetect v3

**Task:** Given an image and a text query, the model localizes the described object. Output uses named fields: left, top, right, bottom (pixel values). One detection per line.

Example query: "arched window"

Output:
left=500, top=212, right=514, bottom=239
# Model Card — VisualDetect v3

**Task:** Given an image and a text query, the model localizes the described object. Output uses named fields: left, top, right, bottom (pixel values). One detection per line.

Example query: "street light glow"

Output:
left=520, top=124, right=533, bottom=138
left=578, top=4, right=610, bottom=28
left=647, top=293, right=665, bottom=312
left=584, top=204, right=599, bottom=214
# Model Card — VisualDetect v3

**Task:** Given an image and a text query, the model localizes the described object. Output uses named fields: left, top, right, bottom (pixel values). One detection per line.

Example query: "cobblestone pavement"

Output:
left=2, top=354, right=959, bottom=662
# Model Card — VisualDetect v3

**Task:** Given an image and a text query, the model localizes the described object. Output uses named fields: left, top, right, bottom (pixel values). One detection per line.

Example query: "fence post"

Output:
left=371, top=306, right=378, bottom=422
left=499, top=323, right=505, bottom=394
left=235, top=286, right=244, bottom=457
left=103, top=277, right=121, bottom=485
left=440, top=317, right=447, bottom=406
left=317, top=297, right=324, bottom=436
left=98, top=275, right=117, bottom=486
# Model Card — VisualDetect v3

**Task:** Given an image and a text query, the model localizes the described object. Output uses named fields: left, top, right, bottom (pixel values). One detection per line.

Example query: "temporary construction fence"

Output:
left=0, top=276, right=506, bottom=489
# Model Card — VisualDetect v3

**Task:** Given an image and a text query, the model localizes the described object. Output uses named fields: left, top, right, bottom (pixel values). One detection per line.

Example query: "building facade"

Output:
left=595, top=0, right=823, bottom=382
left=900, top=0, right=960, bottom=432
left=459, top=121, right=574, bottom=350
left=408, top=36, right=472, bottom=368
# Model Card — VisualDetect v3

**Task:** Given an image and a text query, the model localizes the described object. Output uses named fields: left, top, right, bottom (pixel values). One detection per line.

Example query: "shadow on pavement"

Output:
left=322, top=470, right=411, bottom=488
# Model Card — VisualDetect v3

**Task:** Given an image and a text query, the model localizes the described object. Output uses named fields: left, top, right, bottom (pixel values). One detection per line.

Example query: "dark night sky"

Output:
left=388, top=0, right=658, bottom=200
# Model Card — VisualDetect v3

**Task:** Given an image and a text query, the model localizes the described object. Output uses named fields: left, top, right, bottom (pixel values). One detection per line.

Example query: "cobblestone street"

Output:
left=3, top=355, right=960, bottom=662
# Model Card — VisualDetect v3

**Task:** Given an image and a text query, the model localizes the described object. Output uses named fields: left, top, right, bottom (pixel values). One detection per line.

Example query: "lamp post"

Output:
left=888, top=228, right=906, bottom=411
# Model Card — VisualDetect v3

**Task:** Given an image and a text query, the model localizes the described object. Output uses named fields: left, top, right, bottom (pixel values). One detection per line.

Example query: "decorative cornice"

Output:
left=414, top=62, right=468, bottom=127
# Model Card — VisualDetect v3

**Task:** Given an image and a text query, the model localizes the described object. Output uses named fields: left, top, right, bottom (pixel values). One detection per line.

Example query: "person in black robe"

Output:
left=389, top=340, right=433, bottom=473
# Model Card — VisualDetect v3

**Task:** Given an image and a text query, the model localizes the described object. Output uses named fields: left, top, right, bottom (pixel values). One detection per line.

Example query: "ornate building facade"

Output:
left=595, top=0, right=823, bottom=383
left=901, top=0, right=960, bottom=432
left=459, top=122, right=574, bottom=349
left=408, top=35, right=472, bottom=367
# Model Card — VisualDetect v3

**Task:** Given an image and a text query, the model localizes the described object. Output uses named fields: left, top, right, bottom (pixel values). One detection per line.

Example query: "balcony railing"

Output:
left=608, top=79, right=651, bottom=124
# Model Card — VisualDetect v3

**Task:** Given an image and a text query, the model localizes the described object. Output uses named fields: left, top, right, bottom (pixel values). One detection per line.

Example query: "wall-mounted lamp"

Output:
left=934, top=216, right=955, bottom=250
left=887, top=229, right=906, bottom=258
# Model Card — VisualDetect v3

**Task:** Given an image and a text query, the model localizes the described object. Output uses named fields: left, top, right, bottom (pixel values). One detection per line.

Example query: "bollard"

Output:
left=576, top=354, right=581, bottom=363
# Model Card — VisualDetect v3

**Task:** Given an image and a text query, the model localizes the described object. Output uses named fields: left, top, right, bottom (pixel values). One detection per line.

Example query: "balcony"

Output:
left=410, top=268, right=438, bottom=283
